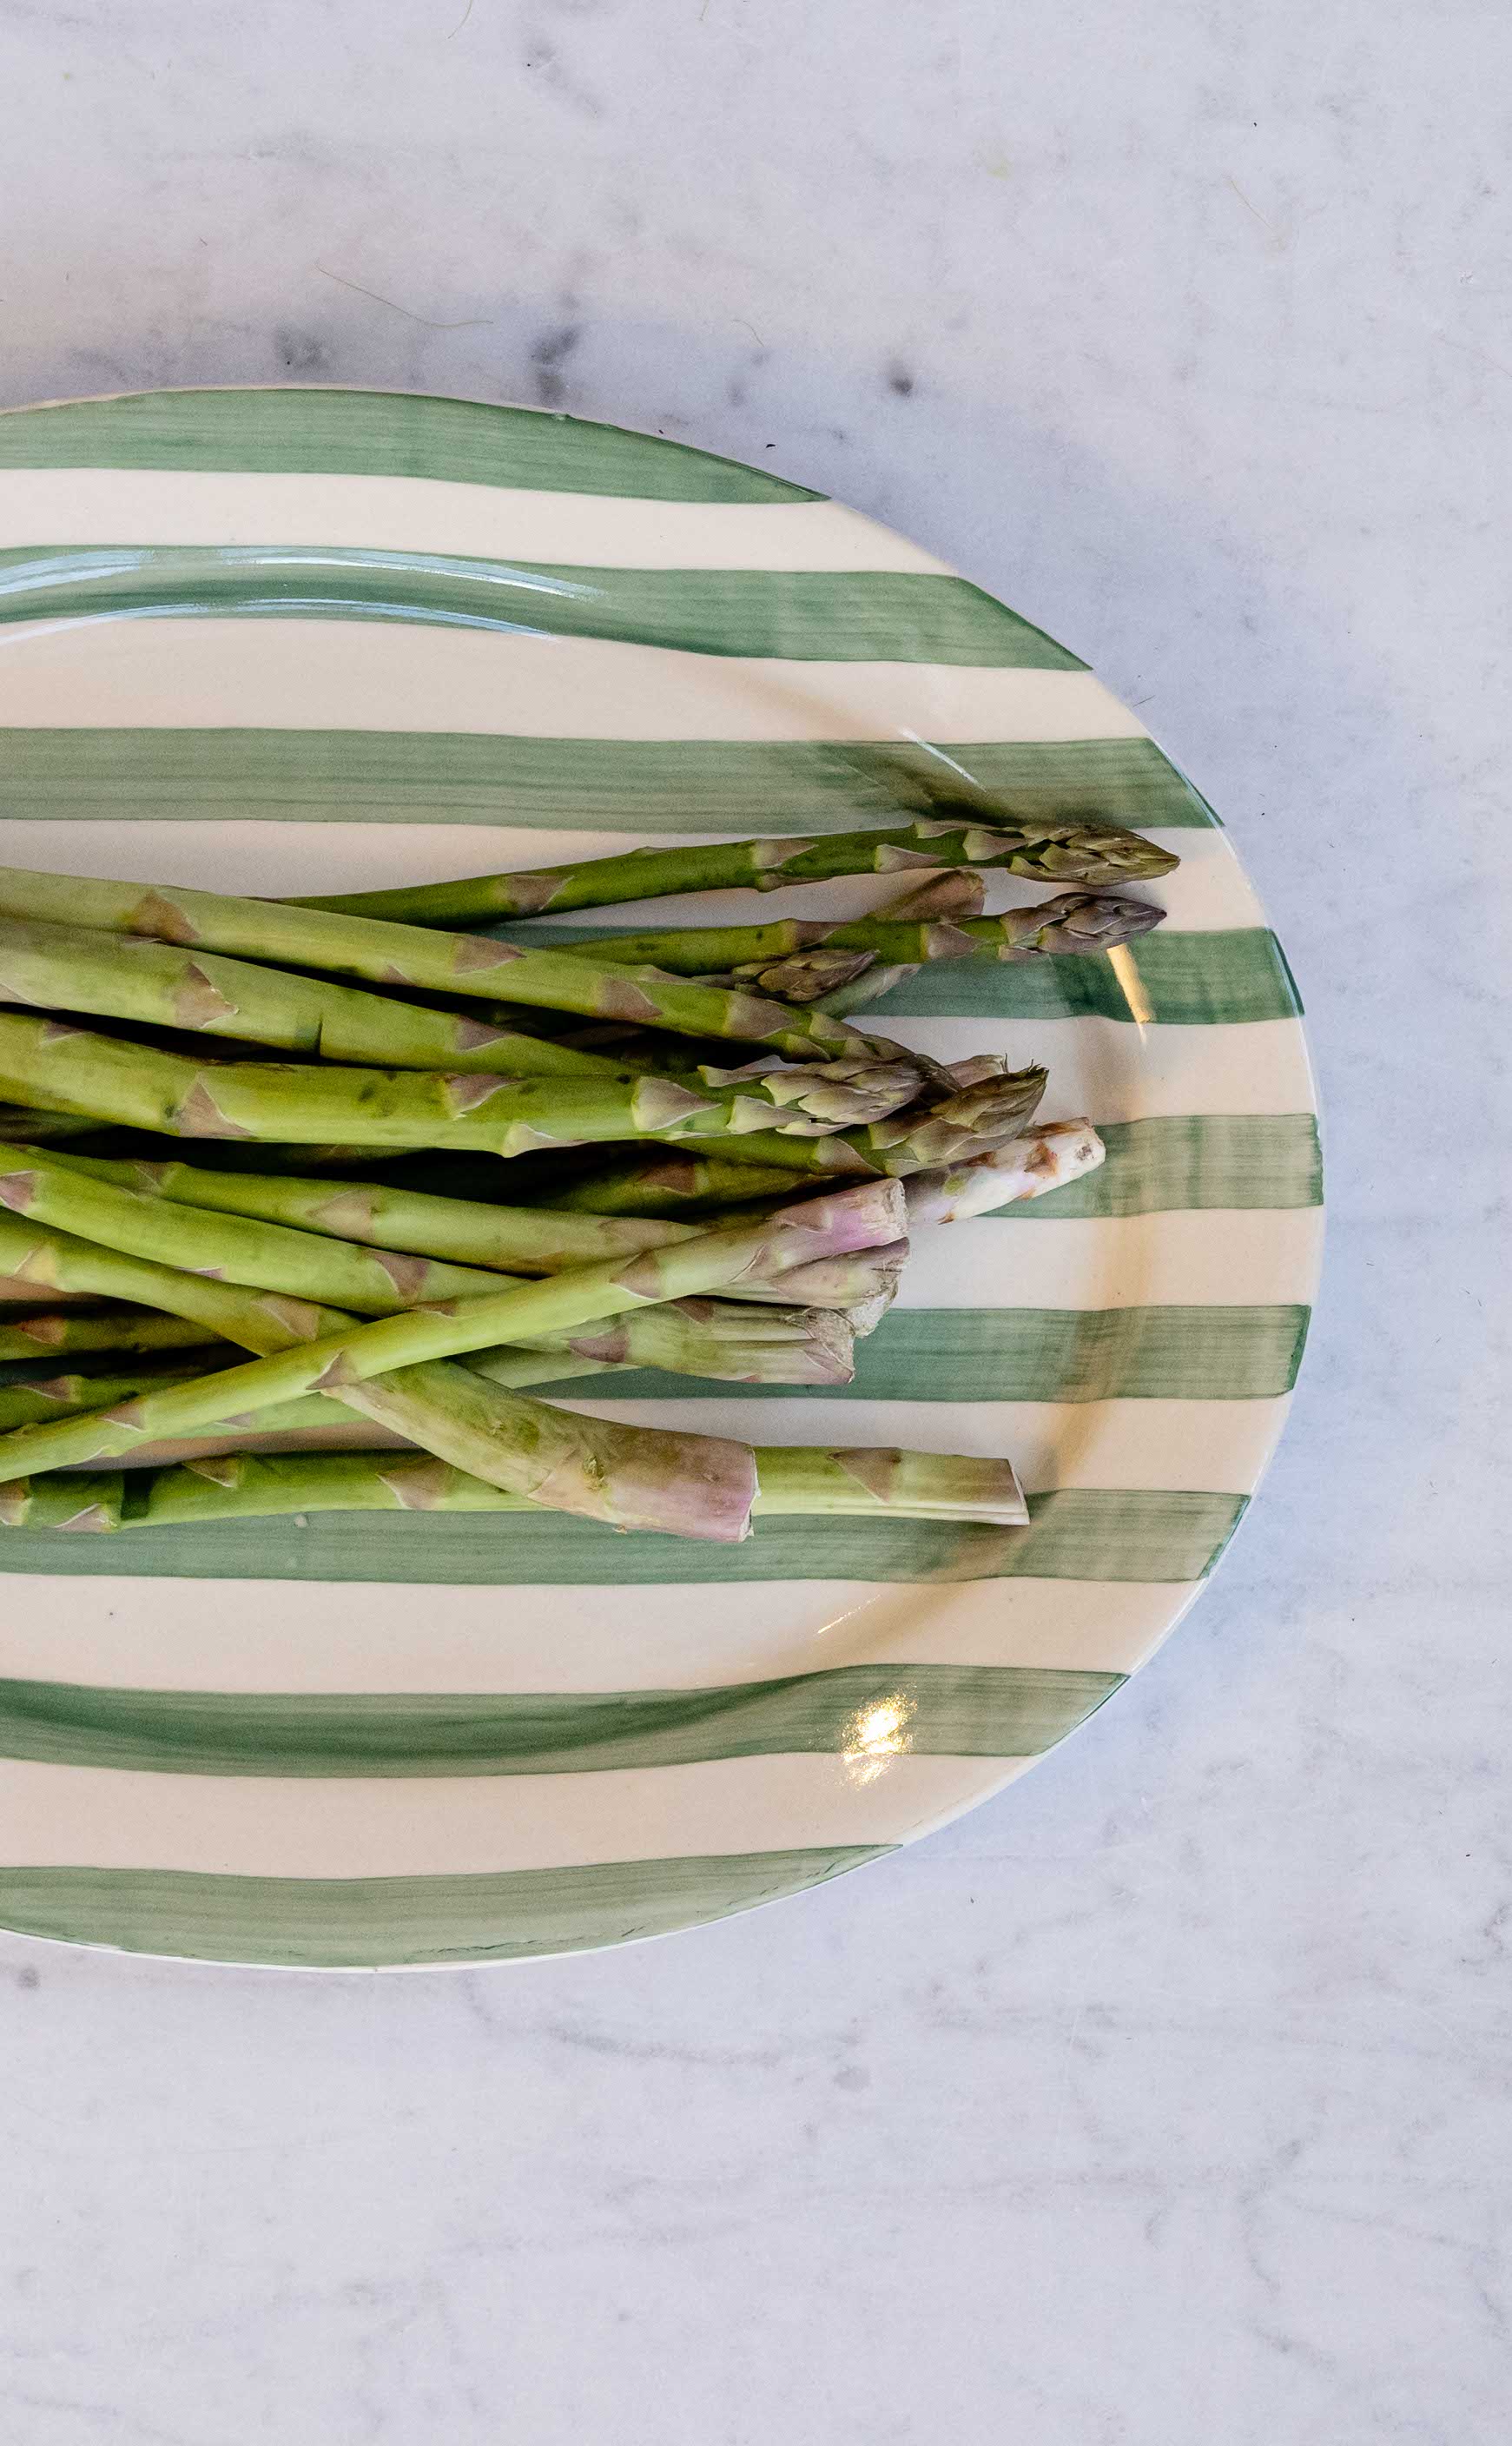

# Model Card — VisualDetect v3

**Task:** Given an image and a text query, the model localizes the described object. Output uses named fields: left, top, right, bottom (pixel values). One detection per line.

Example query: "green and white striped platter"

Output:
left=0, top=388, right=1321, bottom=1970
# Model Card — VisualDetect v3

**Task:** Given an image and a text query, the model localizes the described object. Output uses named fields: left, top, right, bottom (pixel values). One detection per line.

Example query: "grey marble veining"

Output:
left=1, top=3, right=1509, bottom=2441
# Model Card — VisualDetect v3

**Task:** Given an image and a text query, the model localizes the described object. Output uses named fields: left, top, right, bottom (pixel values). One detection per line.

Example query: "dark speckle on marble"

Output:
left=887, top=361, right=916, bottom=396
left=530, top=323, right=582, bottom=407
left=521, top=30, right=603, bottom=117
left=15, top=1964, right=39, bottom=1990
left=275, top=327, right=328, bottom=374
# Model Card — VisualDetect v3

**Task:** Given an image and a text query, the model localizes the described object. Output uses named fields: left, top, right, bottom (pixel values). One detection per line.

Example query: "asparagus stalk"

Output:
left=0, top=1206, right=763, bottom=1539
left=32, top=1144, right=895, bottom=1301
left=0, top=1306, right=215, bottom=1362
left=287, top=812, right=1178, bottom=923
left=518, top=1111, right=1103, bottom=1225
left=89, top=1304, right=865, bottom=1466
left=1, top=1443, right=1028, bottom=1533
left=560, top=1061, right=1044, bottom=1188
left=0, top=1206, right=352, bottom=1350
left=817, top=962, right=914, bottom=1016
left=0, top=1194, right=859, bottom=1404
left=36, top=1149, right=730, bottom=1269
left=0, top=1202, right=863, bottom=1536
left=545, top=889, right=1164, bottom=976
left=702, top=948, right=878, bottom=1005
left=540, top=1154, right=823, bottom=1217
left=41, top=1394, right=371, bottom=1458
left=0, top=1103, right=102, bottom=1143
left=514, top=1297, right=856, bottom=1384
left=0, top=909, right=929, bottom=1110
left=0, top=915, right=634, bottom=1079
left=805, top=876, right=987, bottom=1015
left=0, top=865, right=881, bottom=1060
left=686, top=1120, right=1109, bottom=1233
left=0, top=1140, right=521, bottom=1312
left=0, top=1298, right=855, bottom=1401
left=0, top=1010, right=922, bottom=1154
left=902, top=1121, right=1106, bottom=1224
left=432, top=868, right=984, bottom=1048
left=6, top=1153, right=905, bottom=1321
left=0, top=1362, right=215, bottom=1432
left=670, top=1066, right=1050, bottom=1178
left=0, top=1180, right=905, bottom=1482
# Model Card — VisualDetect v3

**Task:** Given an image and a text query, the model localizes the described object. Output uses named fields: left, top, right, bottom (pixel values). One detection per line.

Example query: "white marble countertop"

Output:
left=1, top=5, right=1507, bottom=2440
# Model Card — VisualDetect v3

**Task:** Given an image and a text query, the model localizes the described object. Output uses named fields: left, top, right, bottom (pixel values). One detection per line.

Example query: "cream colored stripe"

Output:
left=0, top=472, right=955, bottom=573
left=0, top=1573, right=1189, bottom=1695
left=0, top=1748, right=1031, bottom=1875
left=894, top=1209, right=1323, bottom=1310
left=882, top=1015, right=1316, bottom=1119
left=0, top=619, right=1141, bottom=744
left=556, top=1392, right=1291, bottom=1497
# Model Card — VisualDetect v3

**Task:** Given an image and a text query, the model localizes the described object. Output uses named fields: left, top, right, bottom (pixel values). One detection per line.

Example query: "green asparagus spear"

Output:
left=703, top=948, right=878, bottom=1004
left=0, top=1208, right=759, bottom=1541
left=0, top=1139, right=519, bottom=1312
left=0, top=1206, right=351, bottom=1349
left=8, top=1346, right=749, bottom=1457
left=512, top=1099, right=1094, bottom=1223
left=0, top=1103, right=102, bottom=1142
left=1, top=1442, right=1028, bottom=1533
left=287, top=812, right=1178, bottom=923
left=0, top=914, right=631, bottom=1078
left=670, top=1066, right=1049, bottom=1178
left=96, top=1304, right=864, bottom=1467
left=5, top=1156, right=904, bottom=1325
left=35, top=1145, right=896, bottom=1308
left=541, top=889, right=1164, bottom=975
left=0, top=1163, right=858, bottom=1387
left=901, top=1121, right=1106, bottom=1224
left=0, top=1306, right=215, bottom=1363
left=804, top=872, right=985, bottom=1015
left=0, top=1010, right=921, bottom=1154
left=0, top=898, right=911, bottom=1061
left=0, top=865, right=880, bottom=1059
left=0, top=1200, right=869, bottom=1536
left=538, top=1153, right=821, bottom=1217
left=0, top=1180, right=904, bottom=1482
left=810, top=965, right=920, bottom=1017
left=512, top=1296, right=855, bottom=1384
left=0, top=1361, right=215, bottom=1432
left=683, top=1118, right=1106, bottom=1237
left=609, top=1125, right=1106, bottom=1229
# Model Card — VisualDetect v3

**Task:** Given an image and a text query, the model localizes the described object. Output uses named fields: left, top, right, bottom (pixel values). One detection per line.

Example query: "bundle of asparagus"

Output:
left=0, top=805, right=1172, bottom=1546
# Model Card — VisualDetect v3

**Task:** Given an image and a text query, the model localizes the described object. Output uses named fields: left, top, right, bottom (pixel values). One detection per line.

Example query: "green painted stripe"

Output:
left=868, top=927, right=1302, bottom=1022
left=0, top=1847, right=883, bottom=1967
left=1002, top=1114, right=1324, bottom=1220
left=0, top=389, right=821, bottom=504
left=0, top=548, right=1084, bottom=671
left=524, top=924, right=1300, bottom=1025
left=0, top=731, right=1216, bottom=829
left=565, top=1305, right=1311, bottom=1406
left=0, top=1487, right=1246, bottom=1587
left=0, top=1660, right=1121, bottom=1779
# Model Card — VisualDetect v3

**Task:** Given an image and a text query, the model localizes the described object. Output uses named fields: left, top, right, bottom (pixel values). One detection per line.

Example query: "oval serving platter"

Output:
left=0, top=387, right=1320, bottom=1968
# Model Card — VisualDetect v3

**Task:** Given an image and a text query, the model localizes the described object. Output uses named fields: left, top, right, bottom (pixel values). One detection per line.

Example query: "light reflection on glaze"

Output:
left=842, top=1690, right=916, bottom=1785
left=1106, top=940, right=1154, bottom=1031
left=0, top=545, right=604, bottom=640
